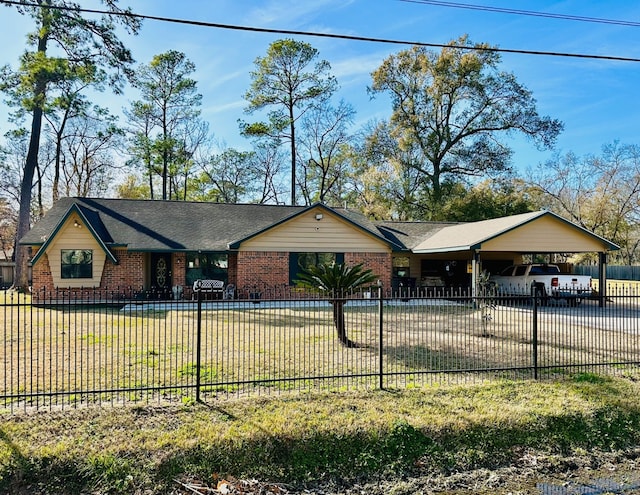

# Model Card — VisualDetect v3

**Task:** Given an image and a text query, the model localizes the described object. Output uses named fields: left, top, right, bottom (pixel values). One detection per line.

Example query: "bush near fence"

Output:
left=1, top=285, right=640, bottom=413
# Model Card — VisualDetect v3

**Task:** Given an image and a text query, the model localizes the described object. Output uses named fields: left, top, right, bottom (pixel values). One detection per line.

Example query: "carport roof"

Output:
left=411, top=210, right=620, bottom=253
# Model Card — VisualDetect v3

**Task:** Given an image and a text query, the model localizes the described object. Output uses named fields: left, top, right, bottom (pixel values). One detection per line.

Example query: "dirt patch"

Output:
left=167, top=449, right=640, bottom=495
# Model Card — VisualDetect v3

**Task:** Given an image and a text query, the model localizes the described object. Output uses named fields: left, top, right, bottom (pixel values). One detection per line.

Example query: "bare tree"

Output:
left=250, top=142, right=287, bottom=204
left=42, top=74, right=95, bottom=202
left=169, top=119, right=210, bottom=201
left=297, top=100, right=355, bottom=205
left=58, top=107, right=124, bottom=197
left=528, top=142, right=640, bottom=263
left=0, top=198, right=17, bottom=261
left=352, top=121, right=428, bottom=220
left=0, top=130, right=28, bottom=209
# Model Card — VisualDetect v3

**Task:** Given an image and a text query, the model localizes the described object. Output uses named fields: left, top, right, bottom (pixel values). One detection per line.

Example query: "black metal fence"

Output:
left=2, top=285, right=640, bottom=413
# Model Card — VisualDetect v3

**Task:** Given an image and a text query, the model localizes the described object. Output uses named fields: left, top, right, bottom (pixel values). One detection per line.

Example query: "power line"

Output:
left=399, top=0, right=640, bottom=27
left=1, top=0, right=640, bottom=62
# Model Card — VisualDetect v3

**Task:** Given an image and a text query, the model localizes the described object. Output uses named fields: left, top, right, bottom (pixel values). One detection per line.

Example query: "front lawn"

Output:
left=2, top=374, right=640, bottom=494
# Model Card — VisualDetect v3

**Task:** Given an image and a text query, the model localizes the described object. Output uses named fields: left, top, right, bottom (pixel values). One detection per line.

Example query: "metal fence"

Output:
left=2, top=286, right=640, bottom=413
left=574, top=264, right=640, bottom=281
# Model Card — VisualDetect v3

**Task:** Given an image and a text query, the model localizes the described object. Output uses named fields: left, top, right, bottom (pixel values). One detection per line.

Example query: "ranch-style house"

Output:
left=20, top=197, right=618, bottom=300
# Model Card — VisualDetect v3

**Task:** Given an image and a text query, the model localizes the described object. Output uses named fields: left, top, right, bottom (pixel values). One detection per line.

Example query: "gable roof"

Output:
left=21, top=199, right=619, bottom=256
left=228, top=203, right=400, bottom=250
left=21, top=198, right=397, bottom=253
left=30, top=203, right=118, bottom=265
left=412, top=210, right=619, bottom=253
left=22, top=198, right=304, bottom=252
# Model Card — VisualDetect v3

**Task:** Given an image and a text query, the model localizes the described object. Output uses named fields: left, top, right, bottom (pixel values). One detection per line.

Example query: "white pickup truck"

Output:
left=489, top=264, right=592, bottom=304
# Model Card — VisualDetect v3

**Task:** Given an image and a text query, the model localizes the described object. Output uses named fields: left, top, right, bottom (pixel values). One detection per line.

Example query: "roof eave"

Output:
left=412, top=245, right=473, bottom=254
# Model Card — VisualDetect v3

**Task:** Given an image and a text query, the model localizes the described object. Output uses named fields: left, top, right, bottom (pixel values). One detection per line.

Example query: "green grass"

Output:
left=2, top=374, right=640, bottom=494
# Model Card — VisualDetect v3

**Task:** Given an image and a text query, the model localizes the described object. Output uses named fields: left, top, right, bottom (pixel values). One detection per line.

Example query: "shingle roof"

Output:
left=22, top=199, right=618, bottom=255
left=374, top=221, right=459, bottom=250
left=22, top=198, right=309, bottom=251
left=22, top=198, right=404, bottom=252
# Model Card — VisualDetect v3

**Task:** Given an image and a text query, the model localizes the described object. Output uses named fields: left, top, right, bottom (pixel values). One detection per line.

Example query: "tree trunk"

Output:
left=332, top=300, right=359, bottom=348
left=13, top=18, right=49, bottom=291
left=14, top=104, right=44, bottom=290
left=289, top=104, right=296, bottom=205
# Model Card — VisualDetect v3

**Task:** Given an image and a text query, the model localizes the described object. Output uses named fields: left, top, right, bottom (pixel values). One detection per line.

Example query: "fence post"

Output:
left=532, top=290, right=539, bottom=380
left=195, top=280, right=203, bottom=402
left=378, top=281, right=384, bottom=390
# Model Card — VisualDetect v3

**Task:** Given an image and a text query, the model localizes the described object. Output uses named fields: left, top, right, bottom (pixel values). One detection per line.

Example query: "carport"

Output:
left=409, top=210, right=620, bottom=306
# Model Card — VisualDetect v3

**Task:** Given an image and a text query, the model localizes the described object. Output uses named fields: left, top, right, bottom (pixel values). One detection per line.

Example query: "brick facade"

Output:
left=345, top=252, right=393, bottom=289
left=32, top=249, right=148, bottom=300
left=233, top=250, right=393, bottom=295
left=235, top=251, right=290, bottom=294
left=227, top=252, right=238, bottom=286
left=101, top=250, right=146, bottom=291
left=172, top=252, right=186, bottom=287
left=31, top=253, right=54, bottom=299
left=31, top=248, right=393, bottom=299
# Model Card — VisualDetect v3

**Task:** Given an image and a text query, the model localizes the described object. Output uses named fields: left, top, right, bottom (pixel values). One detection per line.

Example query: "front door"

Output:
left=150, top=253, right=172, bottom=297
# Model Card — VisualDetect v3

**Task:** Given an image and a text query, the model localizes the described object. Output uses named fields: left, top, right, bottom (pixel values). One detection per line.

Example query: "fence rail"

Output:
left=2, top=286, right=640, bottom=413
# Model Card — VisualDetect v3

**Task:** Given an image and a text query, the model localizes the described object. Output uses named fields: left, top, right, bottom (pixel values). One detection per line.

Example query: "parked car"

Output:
left=490, top=264, right=592, bottom=305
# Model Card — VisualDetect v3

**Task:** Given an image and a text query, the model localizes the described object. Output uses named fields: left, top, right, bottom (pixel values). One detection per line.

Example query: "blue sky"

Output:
left=2, top=0, right=640, bottom=173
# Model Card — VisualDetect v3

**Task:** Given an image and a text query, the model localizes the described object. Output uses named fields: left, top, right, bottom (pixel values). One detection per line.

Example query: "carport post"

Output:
left=598, top=252, right=607, bottom=308
left=471, top=251, right=480, bottom=299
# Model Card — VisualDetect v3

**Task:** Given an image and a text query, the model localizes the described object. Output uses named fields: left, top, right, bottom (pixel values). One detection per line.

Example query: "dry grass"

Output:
left=2, top=290, right=640, bottom=410
left=2, top=376, right=640, bottom=494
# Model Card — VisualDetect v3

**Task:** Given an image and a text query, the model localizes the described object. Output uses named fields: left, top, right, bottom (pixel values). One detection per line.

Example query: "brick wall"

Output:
left=32, top=248, right=393, bottom=299
left=100, top=250, right=146, bottom=291
left=31, top=253, right=54, bottom=299
left=345, top=252, right=392, bottom=289
left=31, top=250, right=147, bottom=299
left=236, top=251, right=289, bottom=293
left=172, top=253, right=186, bottom=287
left=227, top=252, right=238, bottom=286
left=235, top=250, right=393, bottom=294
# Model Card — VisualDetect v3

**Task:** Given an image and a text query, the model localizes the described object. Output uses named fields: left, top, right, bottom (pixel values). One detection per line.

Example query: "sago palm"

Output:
left=296, top=262, right=378, bottom=348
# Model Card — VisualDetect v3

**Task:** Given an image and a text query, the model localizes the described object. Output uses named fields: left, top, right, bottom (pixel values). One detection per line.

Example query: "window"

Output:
left=186, top=253, right=228, bottom=285
left=393, top=256, right=410, bottom=277
left=515, top=265, right=527, bottom=276
left=61, top=249, right=93, bottom=279
left=529, top=265, right=560, bottom=275
left=289, top=252, right=344, bottom=284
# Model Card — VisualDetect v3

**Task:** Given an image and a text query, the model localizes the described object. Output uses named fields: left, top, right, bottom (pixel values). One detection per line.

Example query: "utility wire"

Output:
left=1, top=0, right=639, bottom=62
left=399, top=0, right=640, bottom=28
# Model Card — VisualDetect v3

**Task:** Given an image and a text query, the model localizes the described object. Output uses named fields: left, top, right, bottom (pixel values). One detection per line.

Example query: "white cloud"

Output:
left=331, top=51, right=387, bottom=81
left=245, top=0, right=355, bottom=28
left=205, top=99, right=246, bottom=115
